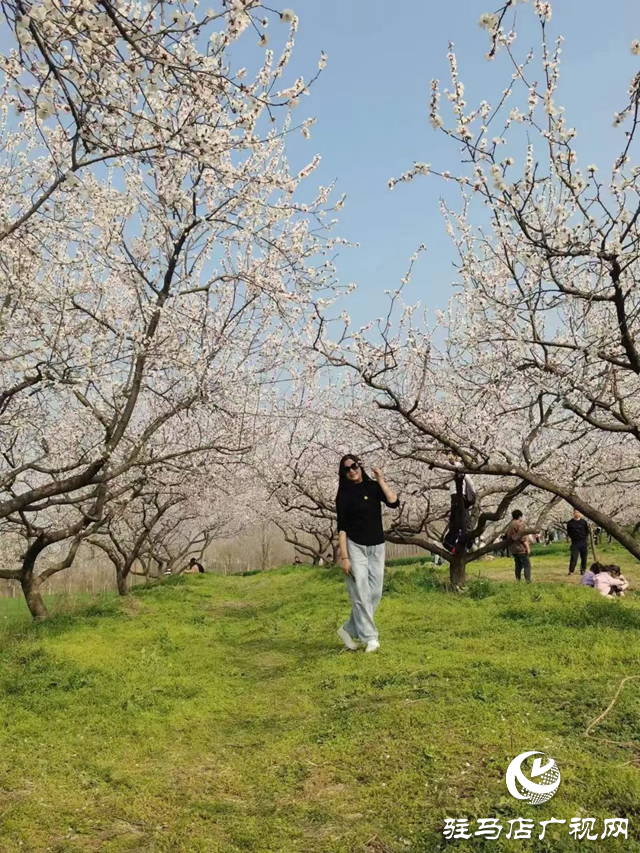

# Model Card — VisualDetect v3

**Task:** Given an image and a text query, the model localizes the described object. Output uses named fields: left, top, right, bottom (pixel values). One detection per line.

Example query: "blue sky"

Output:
left=283, top=0, right=639, bottom=325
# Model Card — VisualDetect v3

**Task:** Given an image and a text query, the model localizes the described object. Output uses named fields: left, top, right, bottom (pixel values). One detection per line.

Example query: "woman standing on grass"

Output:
left=336, top=455, right=400, bottom=653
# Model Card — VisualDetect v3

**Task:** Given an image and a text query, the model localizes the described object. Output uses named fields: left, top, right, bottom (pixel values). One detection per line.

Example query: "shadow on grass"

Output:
left=499, top=600, right=640, bottom=630
left=222, top=633, right=339, bottom=680
left=0, top=594, right=127, bottom=642
left=0, top=643, right=103, bottom=704
left=1, top=576, right=188, bottom=640
left=384, top=566, right=500, bottom=600
left=130, top=575, right=187, bottom=596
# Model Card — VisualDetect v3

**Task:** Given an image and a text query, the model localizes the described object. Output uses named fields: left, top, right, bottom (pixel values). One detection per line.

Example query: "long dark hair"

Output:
left=337, top=454, right=371, bottom=489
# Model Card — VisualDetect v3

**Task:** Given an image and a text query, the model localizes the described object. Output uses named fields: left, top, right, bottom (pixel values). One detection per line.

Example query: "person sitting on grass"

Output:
left=608, top=566, right=629, bottom=597
left=594, top=564, right=626, bottom=598
left=185, top=557, right=205, bottom=574
left=580, top=562, right=603, bottom=588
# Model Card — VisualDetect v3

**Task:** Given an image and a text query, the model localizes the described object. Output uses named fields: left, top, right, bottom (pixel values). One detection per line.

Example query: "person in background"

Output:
left=608, top=566, right=629, bottom=597
left=186, top=557, right=205, bottom=574
left=566, top=509, right=589, bottom=575
left=594, top=564, right=626, bottom=598
left=581, top=562, right=603, bottom=588
left=293, top=556, right=302, bottom=565
left=336, top=454, right=400, bottom=654
left=442, top=455, right=476, bottom=554
left=443, top=457, right=476, bottom=553
left=497, top=533, right=509, bottom=558
left=505, top=509, right=532, bottom=582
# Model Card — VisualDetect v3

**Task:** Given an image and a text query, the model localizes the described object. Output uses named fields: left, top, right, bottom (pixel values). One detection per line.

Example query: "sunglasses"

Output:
left=343, top=462, right=360, bottom=473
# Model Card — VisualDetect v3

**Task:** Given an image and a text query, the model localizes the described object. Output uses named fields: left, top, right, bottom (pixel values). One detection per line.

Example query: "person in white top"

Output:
left=594, top=565, right=627, bottom=597
left=607, top=566, right=629, bottom=597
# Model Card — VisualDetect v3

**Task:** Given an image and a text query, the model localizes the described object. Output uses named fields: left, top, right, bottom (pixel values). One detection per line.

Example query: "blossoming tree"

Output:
left=0, top=0, right=343, bottom=618
left=313, top=0, right=640, bottom=583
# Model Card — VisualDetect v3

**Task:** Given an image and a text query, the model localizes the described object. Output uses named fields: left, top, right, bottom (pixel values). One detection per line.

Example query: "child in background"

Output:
left=581, top=562, right=603, bottom=588
left=594, top=564, right=626, bottom=598
left=608, top=566, right=629, bottom=597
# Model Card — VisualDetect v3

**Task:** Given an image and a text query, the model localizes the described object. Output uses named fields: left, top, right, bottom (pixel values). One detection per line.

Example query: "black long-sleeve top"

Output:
left=336, top=480, right=400, bottom=546
left=567, top=518, right=589, bottom=544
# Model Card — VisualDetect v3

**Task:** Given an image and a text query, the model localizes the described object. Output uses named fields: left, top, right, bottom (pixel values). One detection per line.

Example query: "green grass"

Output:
left=0, top=596, right=27, bottom=629
left=471, top=540, right=638, bottom=585
left=0, top=548, right=639, bottom=852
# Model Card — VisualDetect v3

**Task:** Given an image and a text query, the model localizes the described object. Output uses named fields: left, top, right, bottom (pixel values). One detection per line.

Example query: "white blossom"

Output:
left=478, top=12, right=499, bottom=30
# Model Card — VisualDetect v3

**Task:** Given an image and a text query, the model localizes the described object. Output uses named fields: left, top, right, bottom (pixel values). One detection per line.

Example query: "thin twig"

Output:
left=584, top=676, right=640, bottom=749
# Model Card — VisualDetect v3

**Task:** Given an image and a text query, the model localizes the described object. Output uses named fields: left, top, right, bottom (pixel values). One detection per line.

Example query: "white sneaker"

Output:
left=337, top=627, right=359, bottom=651
left=364, top=640, right=380, bottom=653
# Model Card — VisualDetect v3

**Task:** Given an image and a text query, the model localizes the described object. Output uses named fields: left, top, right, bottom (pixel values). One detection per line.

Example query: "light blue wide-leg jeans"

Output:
left=342, top=539, right=386, bottom=643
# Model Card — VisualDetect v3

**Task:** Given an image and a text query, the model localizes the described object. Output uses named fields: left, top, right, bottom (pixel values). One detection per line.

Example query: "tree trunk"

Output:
left=21, top=575, right=48, bottom=620
left=449, top=555, right=466, bottom=588
left=589, top=526, right=599, bottom=564
left=20, top=539, right=49, bottom=620
left=116, top=569, right=128, bottom=596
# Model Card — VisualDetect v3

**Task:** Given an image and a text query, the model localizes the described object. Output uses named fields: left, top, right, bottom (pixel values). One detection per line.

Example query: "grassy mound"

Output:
left=0, top=554, right=639, bottom=852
